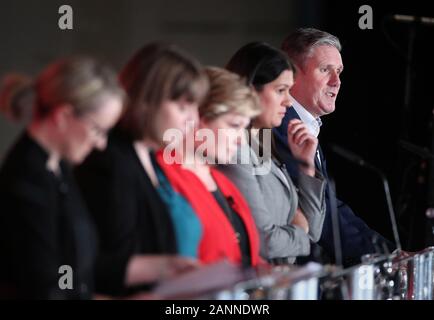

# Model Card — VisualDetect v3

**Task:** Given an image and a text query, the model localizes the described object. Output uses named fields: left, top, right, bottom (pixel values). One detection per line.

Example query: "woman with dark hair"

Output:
left=220, top=42, right=326, bottom=265
left=75, top=43, right=209, bottom=297
left=0, top=57, right=125, bottom=299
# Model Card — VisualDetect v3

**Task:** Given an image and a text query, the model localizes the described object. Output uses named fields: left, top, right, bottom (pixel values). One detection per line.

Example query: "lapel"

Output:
left=316, top=144, right=328, bottom=178
left=270, top=157, right=292, bottom=191
left=249, top=135, right=291, bottom=191
left=286, top=106, right=301, bottom=121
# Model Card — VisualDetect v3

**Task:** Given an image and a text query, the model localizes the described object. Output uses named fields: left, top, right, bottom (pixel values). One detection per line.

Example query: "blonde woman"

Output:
left=0, top=57, right=124, bottom=299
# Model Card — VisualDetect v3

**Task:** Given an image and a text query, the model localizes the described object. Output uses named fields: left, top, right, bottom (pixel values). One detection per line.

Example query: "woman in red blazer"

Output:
left=157, top=67, right=262, bottom=267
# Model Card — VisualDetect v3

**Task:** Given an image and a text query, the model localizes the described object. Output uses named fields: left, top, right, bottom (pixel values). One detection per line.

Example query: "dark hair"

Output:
left=226, top=42, right=295, bottom=92
left=119, top=42, right=209, bottom=141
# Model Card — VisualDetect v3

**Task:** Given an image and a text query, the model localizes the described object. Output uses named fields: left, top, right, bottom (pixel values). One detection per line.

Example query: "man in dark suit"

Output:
left=274, top=28, right=394, bottom=266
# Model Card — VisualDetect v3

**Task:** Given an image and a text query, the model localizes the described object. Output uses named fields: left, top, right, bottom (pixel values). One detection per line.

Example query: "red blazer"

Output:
left=156, top=151, right=260, bottom=267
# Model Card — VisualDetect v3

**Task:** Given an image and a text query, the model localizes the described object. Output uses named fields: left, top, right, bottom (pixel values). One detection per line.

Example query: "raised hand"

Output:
left=287, top=119, right=318, bottom=176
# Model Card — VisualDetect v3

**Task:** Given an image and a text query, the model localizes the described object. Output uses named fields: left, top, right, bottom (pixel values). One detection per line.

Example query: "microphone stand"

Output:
left=326, top=173, right=351, bottom=300
left=290, top=154, right=344, bottom=266
left=326, top=175, right=343, bottom=267
left=330, top=145, right=402, bottom=253
left=399, top=139, right=434, bottom=246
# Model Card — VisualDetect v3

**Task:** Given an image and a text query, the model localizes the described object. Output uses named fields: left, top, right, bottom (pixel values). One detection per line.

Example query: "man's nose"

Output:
left=329, top=70, right=341, bottom=87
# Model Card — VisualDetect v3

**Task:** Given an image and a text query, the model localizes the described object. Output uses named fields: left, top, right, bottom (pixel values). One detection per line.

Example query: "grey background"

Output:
left=0, top=0, right=321, bottom=159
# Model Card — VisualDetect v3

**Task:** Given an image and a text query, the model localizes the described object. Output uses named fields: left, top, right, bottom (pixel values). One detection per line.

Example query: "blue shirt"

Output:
left=153, top=160, right=202, bottom=258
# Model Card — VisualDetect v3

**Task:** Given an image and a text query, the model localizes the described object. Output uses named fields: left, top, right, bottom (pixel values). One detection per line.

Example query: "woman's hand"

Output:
left=126, top=255, right=200, bottom=286
left=287, top=119, right=318, bottom=177
left=291, top=208, right=309, bottom=234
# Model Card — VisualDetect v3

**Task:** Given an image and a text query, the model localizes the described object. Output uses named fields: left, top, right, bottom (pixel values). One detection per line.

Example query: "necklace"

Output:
left=213, top=189, right=241, bottom=244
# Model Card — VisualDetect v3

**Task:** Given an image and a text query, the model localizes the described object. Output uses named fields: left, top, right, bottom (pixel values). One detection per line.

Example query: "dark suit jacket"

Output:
left=0, top=132, right=97, bottom=299
left=75, top=128, right=177, bottom=296
left=273, top=107, right=395, bottom=266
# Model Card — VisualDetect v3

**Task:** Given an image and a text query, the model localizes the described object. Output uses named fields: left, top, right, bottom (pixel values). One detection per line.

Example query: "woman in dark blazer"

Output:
left=75, top=43, right=209, bottom=296
left=0, top=57, right=125, bottom=299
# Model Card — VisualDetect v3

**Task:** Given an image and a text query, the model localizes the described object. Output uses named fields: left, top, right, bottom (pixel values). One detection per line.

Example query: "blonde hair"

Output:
left=34, top=57, right=125, bottom=119
left=200, top=66, right=261, bottom=121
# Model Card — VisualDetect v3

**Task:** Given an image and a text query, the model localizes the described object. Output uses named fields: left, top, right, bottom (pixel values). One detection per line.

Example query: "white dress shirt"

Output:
left=291, top=98, right=322, bottom=166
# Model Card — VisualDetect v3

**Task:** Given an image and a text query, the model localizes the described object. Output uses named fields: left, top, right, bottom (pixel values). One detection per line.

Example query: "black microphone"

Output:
left=326, top=174, right=343, bottom=267
left=399, top=140, right=434, bottom=159
left=387, top=14, right=434, bottom=26
left=330, top=145, right=402, bottom=252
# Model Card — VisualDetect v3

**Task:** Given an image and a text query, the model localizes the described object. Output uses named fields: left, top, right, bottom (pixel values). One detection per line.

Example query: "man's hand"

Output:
left=287, top=119, right=318, bottom=176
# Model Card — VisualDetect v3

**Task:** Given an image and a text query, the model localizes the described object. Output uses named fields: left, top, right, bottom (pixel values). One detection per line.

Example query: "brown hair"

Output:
left=119, top=42, right=209, bottom=141
left=199, top=67, right=260, bottom=121
left=0, top=74, right=34, bottom=123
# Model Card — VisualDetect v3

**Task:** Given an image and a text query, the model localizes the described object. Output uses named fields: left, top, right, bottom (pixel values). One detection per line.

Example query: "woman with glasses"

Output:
left=0, top=57, right=125, bottom=299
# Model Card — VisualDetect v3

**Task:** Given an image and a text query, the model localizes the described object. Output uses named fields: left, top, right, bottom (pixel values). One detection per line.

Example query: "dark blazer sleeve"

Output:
left=4, top=178, right=71, bottom=299
left=75, top=139, right=178, bottom=296
left=75, top=149, right=135, bottom=296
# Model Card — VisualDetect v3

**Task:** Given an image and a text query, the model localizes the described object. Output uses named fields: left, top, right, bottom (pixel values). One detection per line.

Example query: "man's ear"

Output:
left=293, top=64, right=304, bottom=77
left=52, top=103, right=74, bottom=130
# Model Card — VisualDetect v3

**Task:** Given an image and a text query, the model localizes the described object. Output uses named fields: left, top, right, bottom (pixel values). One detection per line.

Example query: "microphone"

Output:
left=387, top=14, right=434, bottom=26
left=330, top=145, right=402, bottom=252
left=426, top=208, right=434, bottom=219
left=399, top=140, right=434, bottom=159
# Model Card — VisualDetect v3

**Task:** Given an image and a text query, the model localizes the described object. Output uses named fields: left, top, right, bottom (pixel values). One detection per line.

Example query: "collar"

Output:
left=291, top=98, right=322, bottom=137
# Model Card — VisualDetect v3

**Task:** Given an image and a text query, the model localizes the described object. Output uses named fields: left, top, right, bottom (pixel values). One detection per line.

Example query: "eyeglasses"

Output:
left=81, top=116, right=109, bottom=140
